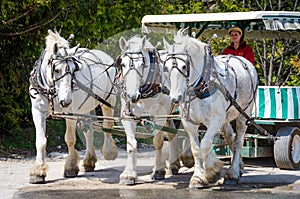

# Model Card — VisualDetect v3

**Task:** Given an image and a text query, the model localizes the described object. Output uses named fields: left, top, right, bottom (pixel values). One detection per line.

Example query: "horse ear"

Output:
left=181, top=27, right=189, bottom=36
left=53, top=43, right=59, bottom=55
left=119, top=37, right=127, bottom=52
left=48, top=29, right=53, bottom=35
left=69, top=44, right=80, bottom=55
left=163, top=37, right=171, bottom=51
left=141, top=35, right=147, bottom=49
left=74, top=43, right=80, bottom=53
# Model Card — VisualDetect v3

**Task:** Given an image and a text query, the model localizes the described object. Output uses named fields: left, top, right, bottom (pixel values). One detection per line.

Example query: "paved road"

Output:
left=1, top=149, right=300, bottom=199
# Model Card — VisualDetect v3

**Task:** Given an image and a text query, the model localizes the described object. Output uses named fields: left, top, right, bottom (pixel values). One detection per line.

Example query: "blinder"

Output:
left=164, top=53, right=191, bottom=79
left=48, top=49, right=81, bottom=90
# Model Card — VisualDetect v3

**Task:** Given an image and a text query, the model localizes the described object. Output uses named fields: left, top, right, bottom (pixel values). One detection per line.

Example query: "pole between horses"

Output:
left=52, top=111, right=181, bottom=122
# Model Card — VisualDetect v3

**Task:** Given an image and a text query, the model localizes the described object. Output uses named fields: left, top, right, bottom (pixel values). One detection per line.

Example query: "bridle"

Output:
left=119, top=51, right=146, bottom=83
left=48, top=49, right=80, bottom=88
left=164, top=45, right=216, bottom=96
left=163, top=52, right=192, bottom=79
left=163, top=45, right=217, bottom=124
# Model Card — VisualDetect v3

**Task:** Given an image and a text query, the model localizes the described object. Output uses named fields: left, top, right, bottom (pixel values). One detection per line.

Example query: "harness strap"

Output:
left=190, top=45, right=217, bottom=99
left=74, top=79, right=114, bottom=109
left=214, top=81, right=273, bottom=139
left=139, top=49, right=162, bottom=98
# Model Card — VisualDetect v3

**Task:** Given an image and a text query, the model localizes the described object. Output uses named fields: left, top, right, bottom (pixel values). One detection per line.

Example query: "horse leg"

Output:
left=165, top=120, right=180, bottom=175
left=173, top=120, right=194, bottom=168
left=119, top=120, right=137, bottom=185
left=29, top=104, right=48, bottom=184
left=224, top=116, right=247, bottom=184
left=151, top=131, right=167, bottom=180
left=100, top=105, right=118, bottom=160
left=81, top=126, right=97, bottom=172
left=222, top=122, right=244, bottom=176
left=201, top=123, right=224, bottom=184
left=181, top=120, right=207, bottom=188
left=64, top=119, right=80, bottom=177
left=151, top=117, right=180, bottom=179
left=178, top=133, right=195, bottom=168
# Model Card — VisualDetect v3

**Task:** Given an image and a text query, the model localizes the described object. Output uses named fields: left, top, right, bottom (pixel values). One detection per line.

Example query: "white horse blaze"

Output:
left=56, top=75, right=73, bottom=107
left=169, top=70, right=186, bottom=103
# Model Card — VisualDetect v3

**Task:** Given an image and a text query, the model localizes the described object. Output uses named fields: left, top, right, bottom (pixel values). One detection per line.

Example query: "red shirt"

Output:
left=222, top=41, right=254, bottom=65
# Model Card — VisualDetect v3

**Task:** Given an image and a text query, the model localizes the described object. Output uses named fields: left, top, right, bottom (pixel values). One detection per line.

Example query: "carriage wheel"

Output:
left=274, top=127, right=300, bottom=169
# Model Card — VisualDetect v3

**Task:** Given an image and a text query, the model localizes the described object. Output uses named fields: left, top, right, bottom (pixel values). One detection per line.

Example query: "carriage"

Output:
left=141, top=11, right=300, bottom=170
left=29, top=11, right=300, bottom=187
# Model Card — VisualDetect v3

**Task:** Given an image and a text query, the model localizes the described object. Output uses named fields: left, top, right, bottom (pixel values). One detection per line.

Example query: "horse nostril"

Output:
left=178, top=95, right=182, bottom=102
left=127, top=93, right=141, bottom=103
left=60, top=100, right=66, bottom=107
left=171, top=95, right=182, bottom=104
left=60, top=100, right=72, bottom=108
left=171, top=98, right=179, bottom=104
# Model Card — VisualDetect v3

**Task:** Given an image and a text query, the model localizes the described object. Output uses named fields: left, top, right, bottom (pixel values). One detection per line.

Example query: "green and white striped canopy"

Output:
left=253, top=86, right=300, bottom=120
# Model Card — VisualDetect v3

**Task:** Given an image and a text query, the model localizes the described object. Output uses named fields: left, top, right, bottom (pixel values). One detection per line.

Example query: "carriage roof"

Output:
left=141, top=11, right=300, bottom=39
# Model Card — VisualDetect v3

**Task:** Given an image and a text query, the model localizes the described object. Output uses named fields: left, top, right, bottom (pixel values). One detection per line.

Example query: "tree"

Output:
left=0, top=0, right=163, bottom=137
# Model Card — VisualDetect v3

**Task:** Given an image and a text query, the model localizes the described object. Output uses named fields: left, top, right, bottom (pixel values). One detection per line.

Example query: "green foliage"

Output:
left=0, top=0, right=165, bottom=148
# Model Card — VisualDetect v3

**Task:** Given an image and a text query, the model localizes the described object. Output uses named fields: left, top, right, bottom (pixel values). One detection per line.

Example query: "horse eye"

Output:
left=182, top=65, right=186, bottom=70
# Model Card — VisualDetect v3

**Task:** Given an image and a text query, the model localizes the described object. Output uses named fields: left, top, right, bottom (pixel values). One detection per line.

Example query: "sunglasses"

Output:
left=230, top=34, right=240, bottom=37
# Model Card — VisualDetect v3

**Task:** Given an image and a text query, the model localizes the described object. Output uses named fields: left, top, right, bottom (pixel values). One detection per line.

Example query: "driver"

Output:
left=222, top=26, right=255, bottom=65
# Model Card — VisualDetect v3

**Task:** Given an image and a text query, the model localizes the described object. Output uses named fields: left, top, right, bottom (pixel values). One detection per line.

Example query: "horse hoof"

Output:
left=64, top=170, right=78, bottom=178
left=83, top=166, right=95, bottom=172
left=223, top=178, right=239, bottom=185
left=119, top=179, right=136, bottom=185
left=188, top=183, right=208, bottom=189
left=171, top=168, right=179, bottom=175
left=151, top=170, right=166, bottom=180
left=29, top=176, right=45, bottom=184
left=181, top=157, right=195, bottom=168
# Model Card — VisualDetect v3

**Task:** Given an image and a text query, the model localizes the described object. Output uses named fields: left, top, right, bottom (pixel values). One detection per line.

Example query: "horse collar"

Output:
left=139, top=49, right=163, bottom=99
left=188, top=45, right=217, bottom=99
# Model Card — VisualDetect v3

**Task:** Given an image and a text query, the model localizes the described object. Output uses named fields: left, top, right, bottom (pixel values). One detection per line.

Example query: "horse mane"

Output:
left=45, top=30, right=69, bottom=54
left=174, top=29, right=207, bottom=57
left=127, top=35, right=155, bottom=52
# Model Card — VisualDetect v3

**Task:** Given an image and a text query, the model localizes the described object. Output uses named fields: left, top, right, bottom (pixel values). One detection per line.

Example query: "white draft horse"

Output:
left=116, top=35, right=194, bottom=185
left=29, top=30, right=118, bottom=183
left=163, top=29, right=258, bottom=188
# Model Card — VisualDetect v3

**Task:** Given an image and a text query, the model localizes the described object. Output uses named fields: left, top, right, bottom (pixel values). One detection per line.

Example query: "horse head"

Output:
left=163, top=29, right=207, bottom=104
left=44, top=30, right=81, bottom=108
left=118, top=35, right=157, bottom=103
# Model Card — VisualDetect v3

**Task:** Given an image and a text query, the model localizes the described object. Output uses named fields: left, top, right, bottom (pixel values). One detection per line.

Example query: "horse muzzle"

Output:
left=127, top=93, right=141, bottom=103
left=170, top=95, right=183, bottom=105
left=60, top=99, right=72, bottom=108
